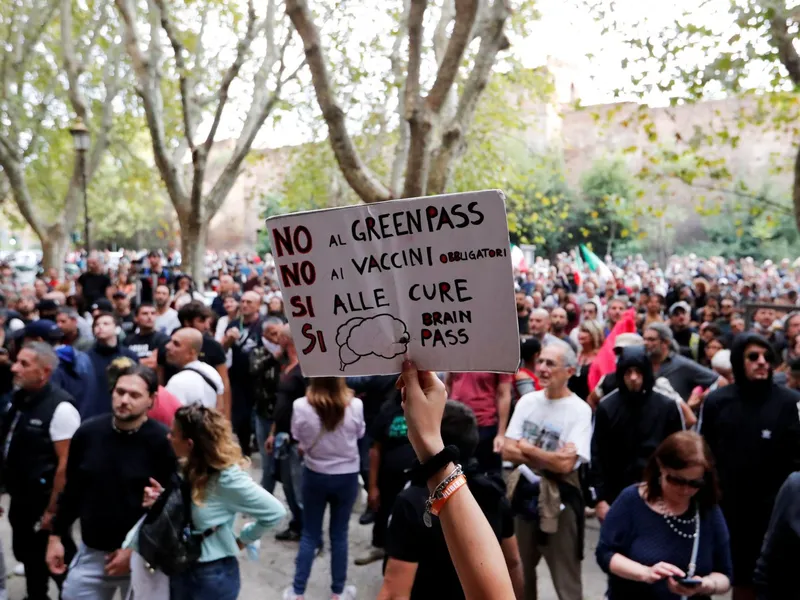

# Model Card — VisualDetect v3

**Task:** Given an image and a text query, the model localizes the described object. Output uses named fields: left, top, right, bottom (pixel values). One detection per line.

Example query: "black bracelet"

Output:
left=409, top=445, right=460, bottom=484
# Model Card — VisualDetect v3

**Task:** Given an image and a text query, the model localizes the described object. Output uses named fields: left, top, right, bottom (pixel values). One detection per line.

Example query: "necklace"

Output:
left=658, top=500, right=697, bottom=539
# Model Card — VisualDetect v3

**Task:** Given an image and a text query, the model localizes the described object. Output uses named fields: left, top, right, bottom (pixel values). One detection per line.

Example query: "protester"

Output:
left=700, top=333, right=800, bottom=600
left=55, top=307, right=93, bottom=352
left=595, top=431, right=732, bottom=599
left=515, top=337, right=542, bottom=398
left=165, top=328, right=225, bottom=410
left=503, top=342, right=593, bottom=600
left=381, top=400, right=524, bottom=600
left=76, top=256, right=112, bottom=305
left=4, top=342, right=80, bottom=600
left=123, top=303, right=170, bottom=369
left=753, top=471, right=800, bottom=598
left=354, top=379, right=415, bottom=567
left=153, top=284, right=181, bottom=335
left=285, top=377, right=364, bottom=600
left=223, top=290, right=264, bottom=455
left=84, top=313, right=139, bottom=419
left=590, top=346, right=685, bottom=522
left=570, top=320, right=604, bottom=400
left=46, top=364, right=177, bottom=598
left=166, top=404, right=286, bottom=599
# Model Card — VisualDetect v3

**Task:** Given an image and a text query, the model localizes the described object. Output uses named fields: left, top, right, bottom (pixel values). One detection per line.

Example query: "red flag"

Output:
left=588, top=308, right=637, bottom=391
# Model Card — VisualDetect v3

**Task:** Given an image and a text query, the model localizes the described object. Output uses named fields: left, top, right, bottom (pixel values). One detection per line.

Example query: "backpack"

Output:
left=137, top=475, right=217, bottom=576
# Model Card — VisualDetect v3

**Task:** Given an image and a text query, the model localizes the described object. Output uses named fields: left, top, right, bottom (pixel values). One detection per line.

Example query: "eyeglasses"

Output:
left=665, top=473, right=705, bottom=489
left=746, top=351, right=773, bottom=363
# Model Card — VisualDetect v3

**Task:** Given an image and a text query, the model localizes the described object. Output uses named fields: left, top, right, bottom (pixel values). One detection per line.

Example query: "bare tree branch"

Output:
left=60, top=0, right=88, bottom=119
left=152, top=0, right=198, bottom=153
left=202, top=0, right=258, bottom=152
left=0, top=144, right=45, bottom=238
left=402, top=0, right=428, bottom=197
left=767, top=4, right=800, bottom=86
left=426, top=0, right=477, bottom=113
left=427, top=0, right=509, bottom=195
left=16, top=0, right=59, bottom=70
left=389, top=0, right=411, bottom=194
left=286, top=0, right=392, bottom=203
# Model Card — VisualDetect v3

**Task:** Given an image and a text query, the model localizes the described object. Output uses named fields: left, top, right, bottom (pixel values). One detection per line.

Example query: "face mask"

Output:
left=262, top=339, right=281, bottom=356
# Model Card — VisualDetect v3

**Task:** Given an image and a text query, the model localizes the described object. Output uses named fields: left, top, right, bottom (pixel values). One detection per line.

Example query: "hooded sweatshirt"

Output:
left=590, top=347, right=685, bottom=505
left=701, top=333, right=800, bottom=583
left=84, top=341, right=140, bottom=420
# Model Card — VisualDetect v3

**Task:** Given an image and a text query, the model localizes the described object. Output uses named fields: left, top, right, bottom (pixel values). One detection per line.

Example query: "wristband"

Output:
left=423, top=464, right=464, bottom=527
left=409, top=444, right=460, bottom=484
left=429, top=474, right=467, bottom=517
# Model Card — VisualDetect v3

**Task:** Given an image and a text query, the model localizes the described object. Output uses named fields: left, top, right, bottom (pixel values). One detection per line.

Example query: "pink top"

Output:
left=291, top=396, right=365, bottom=475
left=449, top=372, right=514, bottom=427
left=148, top=386, right=182, bottom=427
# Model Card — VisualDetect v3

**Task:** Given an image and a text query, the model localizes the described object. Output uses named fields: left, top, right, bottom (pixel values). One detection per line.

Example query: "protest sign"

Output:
left=267, top=189, right=520, bottom=377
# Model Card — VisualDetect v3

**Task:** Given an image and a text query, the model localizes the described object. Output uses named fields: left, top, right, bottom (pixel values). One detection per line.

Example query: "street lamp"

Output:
left=69, top=118, right=90, bottom=252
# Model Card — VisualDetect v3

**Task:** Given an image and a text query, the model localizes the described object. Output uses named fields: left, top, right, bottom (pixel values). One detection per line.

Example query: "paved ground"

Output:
left=0, top=463, right=729, bottom=599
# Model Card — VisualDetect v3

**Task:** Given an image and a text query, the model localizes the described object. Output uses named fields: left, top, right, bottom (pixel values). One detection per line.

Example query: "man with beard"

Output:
left=112, top=292, right=135, bottom=337
left=701, top=333, right=800, bottom=600
left=153, top=285, right=180, bottom=335
left=668, top=301, right=700, bottom=360
left=138, top=251, right=173, bottom=305
left=527, top=309, right=560, bottom=348
left=122, top=303, right=169, bottom=370
left=550, top=307, right=578, bottom=352
left=55, top=307, right=93, bottom=352
left=223, top=291, right=263, bottom=454
left=589, top=346, right=684, bottom=522
left=46, top=364, right=176, bottom=598
left=3, top=342, right=80, bottom=600
left=516, top=291, right=531, bottom=335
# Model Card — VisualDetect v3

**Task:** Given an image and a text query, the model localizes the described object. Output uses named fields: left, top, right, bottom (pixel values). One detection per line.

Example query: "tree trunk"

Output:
left=40, top=226, right=69, bottom=278
left=793, top=143, right=800, bottom=234
left=179, top=214, right=207, bottom=291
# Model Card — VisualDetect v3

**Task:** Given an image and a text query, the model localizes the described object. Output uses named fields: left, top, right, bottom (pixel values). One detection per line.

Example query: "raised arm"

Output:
left=399, top=363, right=514, bottom=600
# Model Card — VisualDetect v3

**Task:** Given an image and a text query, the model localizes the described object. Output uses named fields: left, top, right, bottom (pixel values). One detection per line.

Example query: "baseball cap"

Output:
left=22, top=319, right=63, bottom=342
left=613, top=333, right=644, bottom=351
left=668, top=301, right=691, bottom=316
left=90, top=298, right=113, bottom=313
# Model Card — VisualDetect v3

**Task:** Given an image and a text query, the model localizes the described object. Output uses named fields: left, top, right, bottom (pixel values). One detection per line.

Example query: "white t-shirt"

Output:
left=155, top=309, right=181, bottom=336
left=505, top=389, right=593, bottom=467
left=50, top=402, right=81, bottom=442
left=165, top=360, right=224, bottom=409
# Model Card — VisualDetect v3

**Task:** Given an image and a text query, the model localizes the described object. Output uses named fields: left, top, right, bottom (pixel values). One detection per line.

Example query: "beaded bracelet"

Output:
left=423, top=464, right=464, bottom=527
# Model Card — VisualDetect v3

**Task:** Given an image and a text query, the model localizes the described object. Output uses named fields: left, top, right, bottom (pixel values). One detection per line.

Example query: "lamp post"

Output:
left=69, top=118, right=90, bottom=252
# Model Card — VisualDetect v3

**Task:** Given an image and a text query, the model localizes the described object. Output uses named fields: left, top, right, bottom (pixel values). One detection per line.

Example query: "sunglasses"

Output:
left=665, top=473, right=705, bottom=490
left=746, top=351, right=773, bottom=363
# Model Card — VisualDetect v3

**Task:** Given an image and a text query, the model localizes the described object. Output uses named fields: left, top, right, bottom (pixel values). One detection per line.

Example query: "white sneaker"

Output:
left=282, top=587, right=303, bottom=600
left=333, top=585, right=357, bottom=600
left=12, top=564, right=24, bottom=577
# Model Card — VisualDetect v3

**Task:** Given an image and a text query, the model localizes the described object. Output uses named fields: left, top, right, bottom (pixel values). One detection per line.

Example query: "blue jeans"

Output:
left=293, top=468, right=358, bottom=595
left=170, top=556, right=240, bottom=600
left=254, top=416, right=276, bottom=494
left=276, top=437, right=304, bottom=531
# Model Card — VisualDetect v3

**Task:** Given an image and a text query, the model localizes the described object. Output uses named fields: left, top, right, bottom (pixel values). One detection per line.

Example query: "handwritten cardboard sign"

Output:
left=267, top=190, right=520, bottom=376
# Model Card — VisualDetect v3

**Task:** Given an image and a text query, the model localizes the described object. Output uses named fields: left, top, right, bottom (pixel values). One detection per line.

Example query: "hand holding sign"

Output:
left=267, top=190, right=520, bottom=376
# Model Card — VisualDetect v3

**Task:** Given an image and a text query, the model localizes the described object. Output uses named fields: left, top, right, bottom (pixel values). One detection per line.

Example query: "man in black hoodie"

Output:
left=701, top=333, right=800, bottom=600
left=590, top=346, right=685, bottom=522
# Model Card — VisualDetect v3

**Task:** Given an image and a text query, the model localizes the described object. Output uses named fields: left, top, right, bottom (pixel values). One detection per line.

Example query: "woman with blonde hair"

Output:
left=570, top=319, right=605, bottom=401
left=284, top=377, right=365, bottom=600
left=166, top=404, right=286, bottom=599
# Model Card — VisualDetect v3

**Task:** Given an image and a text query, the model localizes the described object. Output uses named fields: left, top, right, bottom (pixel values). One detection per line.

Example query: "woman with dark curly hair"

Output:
left=596, top=431, right=732, bottom=599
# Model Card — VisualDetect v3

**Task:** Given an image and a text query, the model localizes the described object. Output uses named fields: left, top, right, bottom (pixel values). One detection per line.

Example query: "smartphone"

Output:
left=671, top=576, right=702, bottom=587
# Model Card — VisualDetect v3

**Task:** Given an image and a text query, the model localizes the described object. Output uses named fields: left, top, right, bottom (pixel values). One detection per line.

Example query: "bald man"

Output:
left=165, top=328, right=224, bottom=410
left=223, top=289, right=265, bottom=454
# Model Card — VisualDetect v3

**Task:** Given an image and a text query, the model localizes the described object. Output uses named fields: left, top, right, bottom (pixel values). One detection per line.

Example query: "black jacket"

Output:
left=590, top=347, right=684, bottom=505
left=1, top=383, right=74, bottom=521
left=701, top=333, right=800, bottom=581
left=754, top=472, right=800, bottom=599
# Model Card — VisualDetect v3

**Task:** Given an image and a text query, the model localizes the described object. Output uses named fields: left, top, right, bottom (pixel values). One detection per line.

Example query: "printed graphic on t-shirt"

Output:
left=388, top=415, right=408, bottom=438
left=521, top=419, right=563, bottom=452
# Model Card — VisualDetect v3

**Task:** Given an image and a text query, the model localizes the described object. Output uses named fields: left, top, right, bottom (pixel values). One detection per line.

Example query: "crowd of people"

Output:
left=0, top=248, right=797, bottom=599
